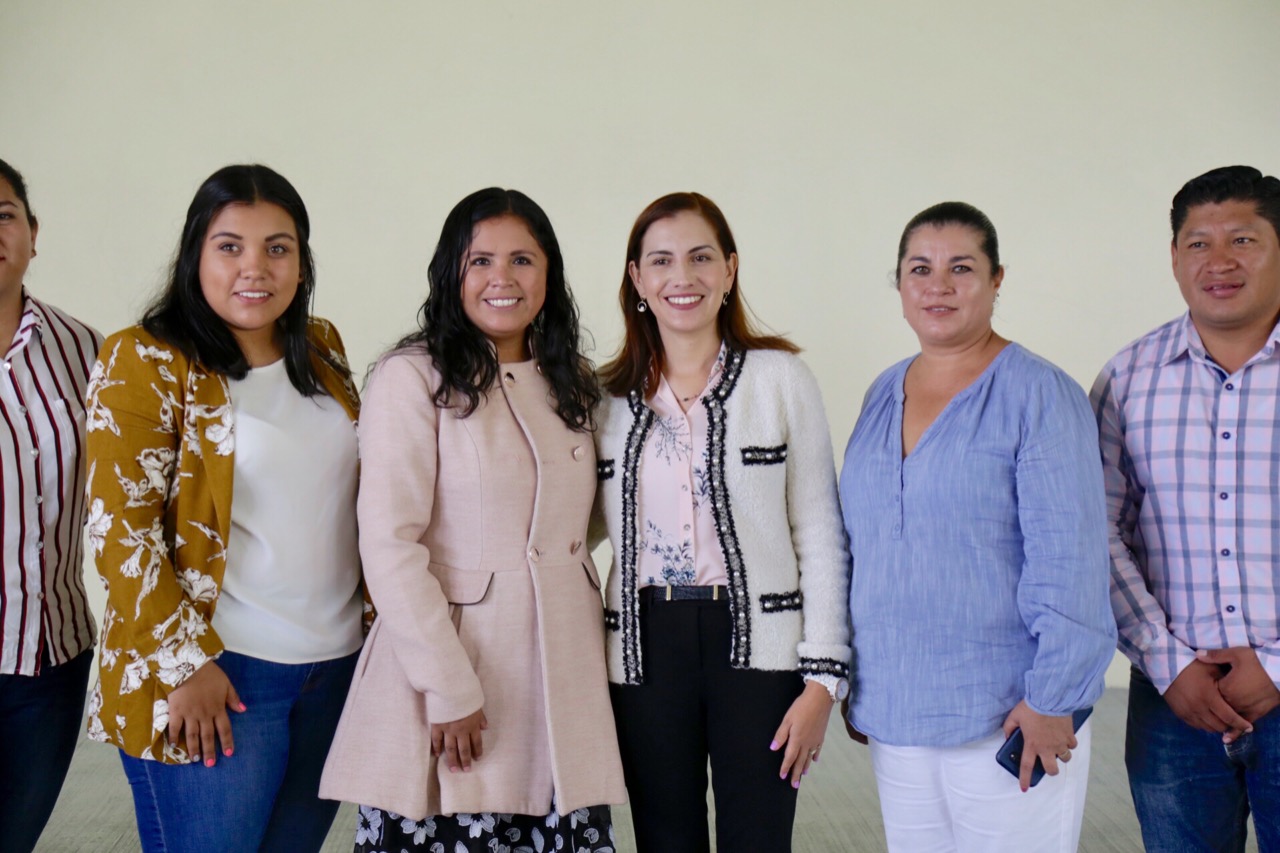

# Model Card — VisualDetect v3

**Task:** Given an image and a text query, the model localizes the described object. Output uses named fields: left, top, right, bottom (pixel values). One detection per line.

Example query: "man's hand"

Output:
left=1164, top=659, right=1252, bottom=742
left=1197, top=647, right=1280, bottom=726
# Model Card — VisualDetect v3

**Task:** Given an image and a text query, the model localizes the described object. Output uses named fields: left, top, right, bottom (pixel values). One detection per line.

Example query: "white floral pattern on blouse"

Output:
left=635, top=345, right=729, bottom=589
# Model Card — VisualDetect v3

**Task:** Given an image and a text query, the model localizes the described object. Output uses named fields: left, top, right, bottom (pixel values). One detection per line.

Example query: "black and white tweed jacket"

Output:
left=591, top=348, right=851, bottom=689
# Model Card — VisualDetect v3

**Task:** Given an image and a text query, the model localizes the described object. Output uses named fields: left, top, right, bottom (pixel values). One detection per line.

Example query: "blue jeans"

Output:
left=119, top=650, right=358, bottom=853
left=0, top=647, right=92, bottom=853
left=1127, top=666, right=1280, bottom=853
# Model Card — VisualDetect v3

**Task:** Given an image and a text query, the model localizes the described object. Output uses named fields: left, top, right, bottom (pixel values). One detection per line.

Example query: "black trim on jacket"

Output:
left=616, top=348, right=750, bottom=684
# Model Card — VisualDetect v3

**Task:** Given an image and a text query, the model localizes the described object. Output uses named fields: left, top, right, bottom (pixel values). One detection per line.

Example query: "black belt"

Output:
left=641, top=584, right=728, bottom=602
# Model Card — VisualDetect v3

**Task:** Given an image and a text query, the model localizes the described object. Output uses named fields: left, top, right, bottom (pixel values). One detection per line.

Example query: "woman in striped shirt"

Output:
left=0, top=158, right=103, bottom=853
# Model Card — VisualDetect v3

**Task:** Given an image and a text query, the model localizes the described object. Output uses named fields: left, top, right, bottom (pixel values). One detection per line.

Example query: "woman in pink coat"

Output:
left=321, top=188, right=626, bottom=852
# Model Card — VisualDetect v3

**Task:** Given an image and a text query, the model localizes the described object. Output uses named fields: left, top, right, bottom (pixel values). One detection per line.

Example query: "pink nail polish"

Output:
left=224, top=748, right=233, bottom=757
left=205, top=758, right=215, bottom=768
left=792, top=779, right=800, bottom=789
left=238, top=703, right=247, bottom=712
left=769, top=740, right=779, bottom=751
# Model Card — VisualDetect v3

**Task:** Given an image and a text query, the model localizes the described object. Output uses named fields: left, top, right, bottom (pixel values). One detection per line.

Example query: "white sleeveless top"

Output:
left=212, top=359, right=363, bottom=663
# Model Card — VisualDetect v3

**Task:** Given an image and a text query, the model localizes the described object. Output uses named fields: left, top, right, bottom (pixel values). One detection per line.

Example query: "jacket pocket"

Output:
left=428, top=562, right=494, bottom=604
left=760, top=589, right=803, bottom=612
left=581, top=562, right=603, bottom=591
left=741, top=444, right=787, bottom=466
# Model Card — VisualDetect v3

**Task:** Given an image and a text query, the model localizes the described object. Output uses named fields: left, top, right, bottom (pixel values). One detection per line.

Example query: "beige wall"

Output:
left=5, top=1, right=1278, bottom=687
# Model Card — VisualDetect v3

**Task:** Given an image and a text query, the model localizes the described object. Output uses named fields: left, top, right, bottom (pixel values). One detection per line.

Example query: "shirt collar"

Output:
left=5, top=291, right=43, bottom=359
left=652, top=342, right=728, bottom=413
left=1166, top=311, right=1280, bottom=368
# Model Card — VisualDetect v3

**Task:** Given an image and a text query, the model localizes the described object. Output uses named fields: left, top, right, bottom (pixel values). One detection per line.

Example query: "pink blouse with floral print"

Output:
left=635, top=347, right=730, bottom=589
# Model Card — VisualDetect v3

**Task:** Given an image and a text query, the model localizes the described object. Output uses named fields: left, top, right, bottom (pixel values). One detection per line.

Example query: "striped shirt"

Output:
left=0, top=293, right=102, bottom=676
left=1092, top=313, right=1280, bottom=693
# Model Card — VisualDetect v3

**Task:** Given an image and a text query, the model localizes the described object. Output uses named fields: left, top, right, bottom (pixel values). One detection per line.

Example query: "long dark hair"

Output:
left=394, top=187, right=598, bottom=430
left=141, top=164, right=343, bottom=396
left=599, top=192, right=797, bottom=398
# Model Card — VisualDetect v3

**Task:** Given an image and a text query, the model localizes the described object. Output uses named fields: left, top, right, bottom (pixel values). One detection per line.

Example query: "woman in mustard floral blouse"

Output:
left=84, top=164, right=366, bottom=853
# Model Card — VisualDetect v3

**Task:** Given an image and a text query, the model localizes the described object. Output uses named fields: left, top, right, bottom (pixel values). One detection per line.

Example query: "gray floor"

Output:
left=34, top=688, right=1259, bottom=852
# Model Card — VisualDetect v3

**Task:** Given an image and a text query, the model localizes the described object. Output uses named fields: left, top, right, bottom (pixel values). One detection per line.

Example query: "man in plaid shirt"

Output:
left=1093, top=165, right=1280, bottom=853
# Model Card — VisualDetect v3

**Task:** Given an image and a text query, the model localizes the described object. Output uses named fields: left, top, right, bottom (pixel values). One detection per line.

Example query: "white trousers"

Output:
left=867, top=721, right=1092, bottom=853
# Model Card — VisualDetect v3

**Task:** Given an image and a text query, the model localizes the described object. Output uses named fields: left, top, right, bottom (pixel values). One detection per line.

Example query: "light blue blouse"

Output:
left=840, top=343, right=1116, bottom=747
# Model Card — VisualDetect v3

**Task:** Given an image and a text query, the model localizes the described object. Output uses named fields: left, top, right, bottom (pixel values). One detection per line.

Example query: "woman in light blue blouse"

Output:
left=840, top=202, right=1116, bottom=853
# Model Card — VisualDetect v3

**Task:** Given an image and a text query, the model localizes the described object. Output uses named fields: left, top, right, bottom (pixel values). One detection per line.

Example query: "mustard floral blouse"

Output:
left=83, top=319, right=364, bottom=762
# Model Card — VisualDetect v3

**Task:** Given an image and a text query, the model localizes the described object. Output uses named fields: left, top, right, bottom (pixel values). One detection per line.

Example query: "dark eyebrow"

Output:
left=644, top=249, right=674, bottom=258
left=907, top=255, right=931, bottom=265
left=0, top=200, right=15, bottom=208
left=949, top=254, right=976, bottom=264
left=208, top=231, right=297, bottom=242
left=689, top=244, right=716, bottom=254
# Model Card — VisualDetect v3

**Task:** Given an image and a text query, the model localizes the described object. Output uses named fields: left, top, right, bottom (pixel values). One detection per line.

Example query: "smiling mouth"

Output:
left=235, top=291, right=271, bottom=300
left=666, top=295, right=704, bottom=306
left=485, top=297, right=521, bottom=308
left=1204, top=282, right=1243, bottom=295
left=924, top=306, right=956, bottom=313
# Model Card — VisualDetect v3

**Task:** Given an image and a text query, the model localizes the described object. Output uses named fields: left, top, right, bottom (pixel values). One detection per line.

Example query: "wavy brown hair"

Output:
left=599, top=192, right=797, bottom=398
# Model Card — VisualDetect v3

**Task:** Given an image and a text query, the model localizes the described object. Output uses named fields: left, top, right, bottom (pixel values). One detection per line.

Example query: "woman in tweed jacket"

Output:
left=592, top=192, right=851, bottom=852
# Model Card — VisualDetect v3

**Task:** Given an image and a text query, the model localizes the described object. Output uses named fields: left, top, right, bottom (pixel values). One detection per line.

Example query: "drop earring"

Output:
left=722, top=291, right=730, bottom=306
left=637, top=299, right=648, bottom=313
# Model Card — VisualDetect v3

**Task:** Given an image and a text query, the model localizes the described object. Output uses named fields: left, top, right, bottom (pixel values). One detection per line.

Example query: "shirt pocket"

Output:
left=42, top=397, right=86, bottom=445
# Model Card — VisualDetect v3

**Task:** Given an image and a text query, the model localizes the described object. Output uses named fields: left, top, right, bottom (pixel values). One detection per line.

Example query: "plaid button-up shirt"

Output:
left=1092, top=313, right=1280, bottom=692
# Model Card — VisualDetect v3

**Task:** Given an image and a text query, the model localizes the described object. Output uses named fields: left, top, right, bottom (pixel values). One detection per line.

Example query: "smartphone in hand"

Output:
left=995, top=706, right=1093, bottom=787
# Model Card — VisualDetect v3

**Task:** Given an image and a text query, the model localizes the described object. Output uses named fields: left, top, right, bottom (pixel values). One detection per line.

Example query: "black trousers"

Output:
left=610, top=592, right=804, bottom=853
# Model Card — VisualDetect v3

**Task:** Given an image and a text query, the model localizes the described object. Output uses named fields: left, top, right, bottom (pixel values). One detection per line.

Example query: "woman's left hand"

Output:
left=1001, top=699, right=1077, bottom=792
left=771, top=680, right=835, bottom=788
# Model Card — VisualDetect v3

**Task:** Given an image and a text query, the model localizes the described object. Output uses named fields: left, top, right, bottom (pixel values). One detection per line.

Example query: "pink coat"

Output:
left=320, top=351, right=625, bottom=819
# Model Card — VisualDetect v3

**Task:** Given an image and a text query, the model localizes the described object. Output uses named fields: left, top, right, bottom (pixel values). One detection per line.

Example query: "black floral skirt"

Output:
left=353, top=803, right=615, bottom=853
